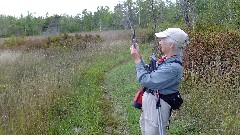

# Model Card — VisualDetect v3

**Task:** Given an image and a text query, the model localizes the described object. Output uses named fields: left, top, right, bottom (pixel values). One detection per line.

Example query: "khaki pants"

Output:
left=140, top=92, right=171, bottom=135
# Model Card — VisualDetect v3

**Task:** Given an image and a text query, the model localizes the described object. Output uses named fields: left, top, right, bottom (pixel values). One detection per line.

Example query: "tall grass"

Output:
left=0, top=48, right=85, bottom=134
left=0, top=30, right=135, bottom=135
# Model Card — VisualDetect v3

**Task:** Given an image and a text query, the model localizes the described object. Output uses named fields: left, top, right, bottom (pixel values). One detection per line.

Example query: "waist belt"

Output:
left=145, top=88, right=179, bottom=97
left=145, top=88, right=154, bottom=95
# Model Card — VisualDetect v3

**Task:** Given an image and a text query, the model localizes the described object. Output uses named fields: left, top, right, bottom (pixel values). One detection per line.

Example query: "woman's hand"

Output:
left=130, top=43, right=141, bottom=64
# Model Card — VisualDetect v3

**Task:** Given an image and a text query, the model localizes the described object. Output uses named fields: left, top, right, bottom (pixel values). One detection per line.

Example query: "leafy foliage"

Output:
left=184, top=30, right=240, bottom=80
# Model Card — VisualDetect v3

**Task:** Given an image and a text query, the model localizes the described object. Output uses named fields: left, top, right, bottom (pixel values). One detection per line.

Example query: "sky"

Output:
left=1, top=0, right=125, bottom=17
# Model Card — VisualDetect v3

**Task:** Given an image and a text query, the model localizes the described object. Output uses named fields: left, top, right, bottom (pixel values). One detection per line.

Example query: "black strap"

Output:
left=166, top=60, right=182, bottom=66
left=158, top=59, right=182, bottom=67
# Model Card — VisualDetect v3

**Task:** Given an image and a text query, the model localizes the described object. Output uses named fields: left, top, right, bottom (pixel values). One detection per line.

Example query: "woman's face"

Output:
left=158, top=38, right=171, bottom=55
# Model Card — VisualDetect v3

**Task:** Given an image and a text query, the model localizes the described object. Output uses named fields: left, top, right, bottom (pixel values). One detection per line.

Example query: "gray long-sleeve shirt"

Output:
left=135, top=55, right=183, bottom=95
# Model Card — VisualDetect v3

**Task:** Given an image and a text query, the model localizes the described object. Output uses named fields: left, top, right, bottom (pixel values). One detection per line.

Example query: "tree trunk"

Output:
left=151, top=0, right=158, bottom=55
left=190, top=0, right=196, bottom=31
left=227, top=0, right=232, bottom=21
left=183, top=0, right=191, bottom=28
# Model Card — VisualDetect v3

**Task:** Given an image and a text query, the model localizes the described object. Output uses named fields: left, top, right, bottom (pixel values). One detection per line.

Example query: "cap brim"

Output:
left=155, top=32, right=167, bottom=38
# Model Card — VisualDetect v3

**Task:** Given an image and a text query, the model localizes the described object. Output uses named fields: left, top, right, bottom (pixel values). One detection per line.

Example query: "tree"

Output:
left=81, top=9, right=94, bottom=31
left=183, top=0, right=191, bottom=28
left=94, top=6, right=113, bottom=30
left=136, top=0, right=152, bottom=28
left=0, top=0, right=240, bottom=38
left=112, top=3, right=125, bottom=29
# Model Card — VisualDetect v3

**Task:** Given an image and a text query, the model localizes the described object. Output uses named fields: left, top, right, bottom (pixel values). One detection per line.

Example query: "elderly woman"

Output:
left=130, top=28, right=189, bottom=135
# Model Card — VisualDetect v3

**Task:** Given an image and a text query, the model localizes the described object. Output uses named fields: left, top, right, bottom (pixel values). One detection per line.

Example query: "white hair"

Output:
left=164, top=36, right=188, bottom=57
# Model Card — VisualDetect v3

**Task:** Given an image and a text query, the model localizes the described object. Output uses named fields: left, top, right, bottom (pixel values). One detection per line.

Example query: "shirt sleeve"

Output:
left=135, top=62, right=178, bottom=90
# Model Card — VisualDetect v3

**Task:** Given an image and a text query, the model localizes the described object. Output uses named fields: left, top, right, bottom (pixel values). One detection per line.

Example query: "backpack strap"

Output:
left=167, top=60, right=182, bottom=66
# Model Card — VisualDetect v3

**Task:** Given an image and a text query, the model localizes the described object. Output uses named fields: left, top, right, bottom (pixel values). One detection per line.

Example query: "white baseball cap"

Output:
left=155, top=28, right=188, bottom=46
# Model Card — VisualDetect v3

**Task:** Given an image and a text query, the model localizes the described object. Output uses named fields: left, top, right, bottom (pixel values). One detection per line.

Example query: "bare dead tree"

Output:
left=227, top=0, right=232, bottom=21
left=183, top=0, right=191, bottom=28
left=151, top=0, right=158, bottom=55
left=190, top=0, right=196, bottom=30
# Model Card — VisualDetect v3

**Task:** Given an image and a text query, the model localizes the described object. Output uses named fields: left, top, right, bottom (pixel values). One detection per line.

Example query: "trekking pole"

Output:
left=150, top=54, right=164, bottom=135
left=156, top=90, right=164, bottom=135
left=132, top=29, right=137, bottom=47
left=125, top=6, right=137, bottom=47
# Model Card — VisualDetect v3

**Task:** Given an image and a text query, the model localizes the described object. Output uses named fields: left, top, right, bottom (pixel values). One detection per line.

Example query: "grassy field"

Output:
left=0, top=30, right=239, bottom=135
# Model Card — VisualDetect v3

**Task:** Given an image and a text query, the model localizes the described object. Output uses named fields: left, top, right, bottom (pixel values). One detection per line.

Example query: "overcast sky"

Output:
left=1, top=0, right=125, bottom=17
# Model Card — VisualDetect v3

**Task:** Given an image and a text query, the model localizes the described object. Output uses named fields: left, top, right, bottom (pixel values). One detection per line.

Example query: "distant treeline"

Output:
left=0, top=0, right=239, bottom=38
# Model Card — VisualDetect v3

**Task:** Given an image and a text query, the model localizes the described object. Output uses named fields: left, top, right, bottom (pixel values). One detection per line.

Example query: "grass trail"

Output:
left=46, top=40, right=139, bottom=135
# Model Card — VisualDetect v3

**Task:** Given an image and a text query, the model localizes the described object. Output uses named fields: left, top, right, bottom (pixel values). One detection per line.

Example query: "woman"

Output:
left=130, top=28, right=189, bottom=135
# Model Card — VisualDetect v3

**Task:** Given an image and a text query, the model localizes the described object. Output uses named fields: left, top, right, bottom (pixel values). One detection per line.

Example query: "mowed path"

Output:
left=0, top=50, right=22, bottom=64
